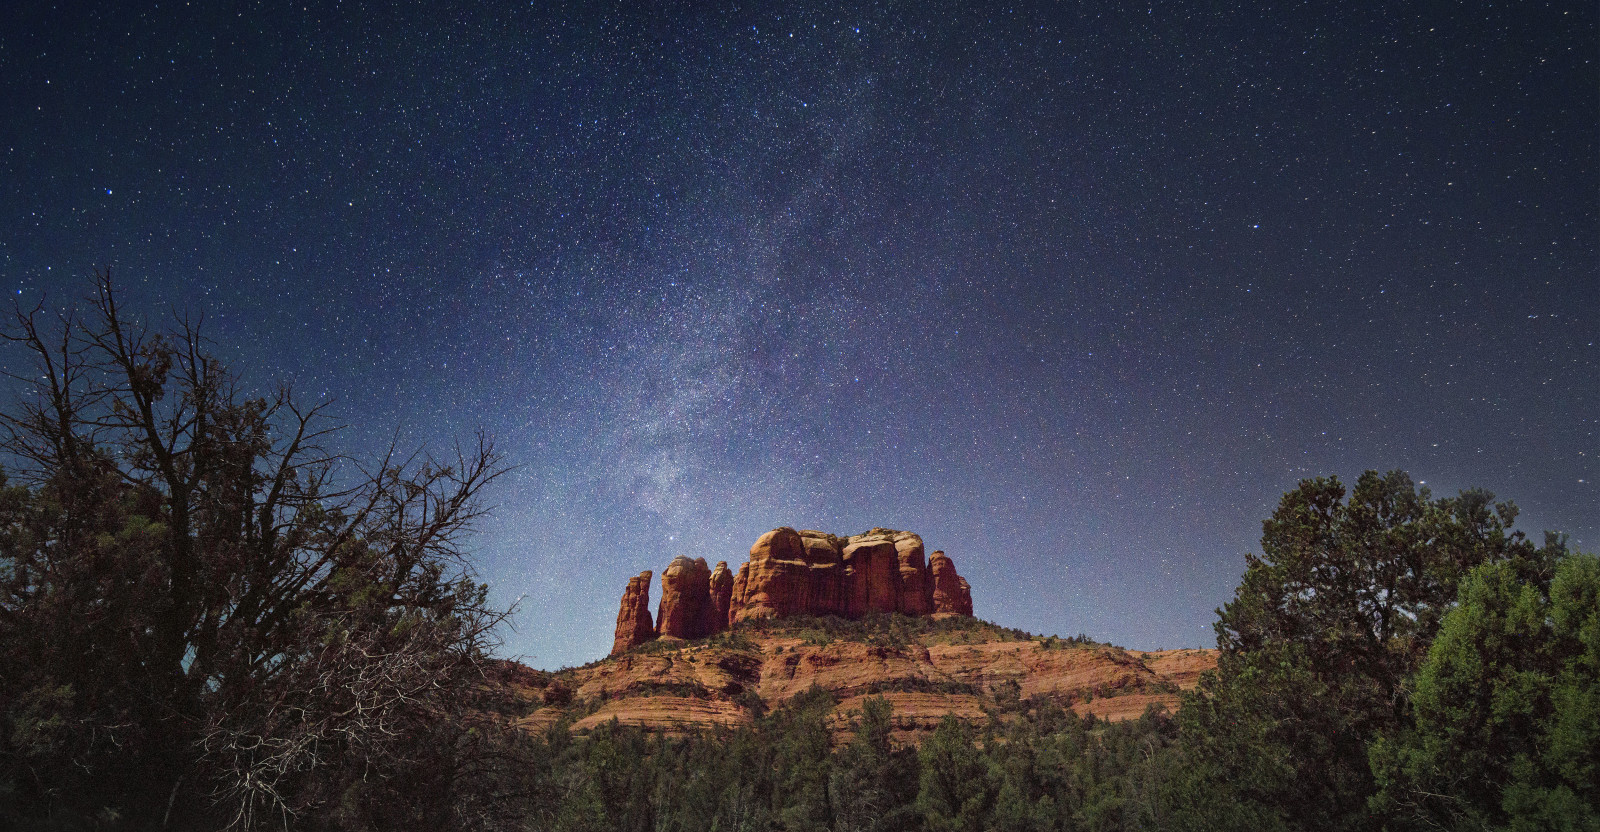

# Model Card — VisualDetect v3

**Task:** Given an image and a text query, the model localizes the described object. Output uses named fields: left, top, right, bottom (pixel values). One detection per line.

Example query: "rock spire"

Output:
left=611, top=571, right=656, bottom=654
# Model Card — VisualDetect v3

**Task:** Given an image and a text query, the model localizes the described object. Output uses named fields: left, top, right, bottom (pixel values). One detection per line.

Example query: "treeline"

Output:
left=510, top=690, right=1187, bottom=832
left=1, top=277, right=1595, bottom=831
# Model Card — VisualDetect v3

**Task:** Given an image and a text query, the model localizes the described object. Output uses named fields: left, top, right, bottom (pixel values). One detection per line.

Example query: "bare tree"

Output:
left=0, top=271, right=516, bottom=831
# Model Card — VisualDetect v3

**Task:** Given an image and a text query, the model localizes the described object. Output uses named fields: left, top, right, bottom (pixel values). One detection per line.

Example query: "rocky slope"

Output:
left=513, top=616, right=1216, bottom=744
left=612, top=527, right=973, bottom=654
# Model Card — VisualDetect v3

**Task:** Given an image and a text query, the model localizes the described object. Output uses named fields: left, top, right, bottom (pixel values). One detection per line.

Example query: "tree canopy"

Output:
left=1173, top=470, right=1568, bottom=831
left=1371, top=548, right=1600, bottom=829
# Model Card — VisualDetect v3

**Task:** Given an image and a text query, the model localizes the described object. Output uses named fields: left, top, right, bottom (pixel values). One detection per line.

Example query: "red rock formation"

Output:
left=734, top=527, right=968, bottom=623
left=525, top=638, right=1217, bottom=740
left=657, top=556, right=713, bottom=639
left=799, top=531, right=845, bottom=616
left=613, top=529, right=973, bottom=653
left=929, top=551, right=969, bottom=615
left=612, top=571, right=655, bottom=655
left=842, top=532, right=900, bottom=616
left=893, top=531, right=933, bottom=616
left=729, top=562, right=749, bottom=623
left=733, top=527, right=814, bottom=622
left=707, top=561, right=734, bottom=633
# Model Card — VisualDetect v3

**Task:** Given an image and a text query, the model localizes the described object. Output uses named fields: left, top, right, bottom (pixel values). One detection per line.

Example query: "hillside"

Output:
left=500, top=614, right=1216, bottom=743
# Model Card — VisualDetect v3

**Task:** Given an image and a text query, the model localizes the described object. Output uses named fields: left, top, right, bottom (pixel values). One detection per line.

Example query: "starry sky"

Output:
left=3, top=1, right=1595, bottom=669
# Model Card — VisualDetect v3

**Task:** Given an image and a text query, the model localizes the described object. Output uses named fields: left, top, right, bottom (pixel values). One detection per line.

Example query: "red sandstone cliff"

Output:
left=656, top=556, right=714, bottom=640
left=611, top=571, right=655, bottom=654
left=707, top=561, right=734, bottom=637
left=610, top=527, right=973, bottom=656
left=518, top=621, right=1219, bottom=742
left=929, top=551, right=973, bottom=616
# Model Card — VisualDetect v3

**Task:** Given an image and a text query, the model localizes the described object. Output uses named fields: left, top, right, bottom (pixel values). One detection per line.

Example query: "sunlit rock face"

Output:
left=734, top=528, right=814, bottom=621
left=611, top=527, right=974, bottom=655
left=895, top=532, right=934, bottom=616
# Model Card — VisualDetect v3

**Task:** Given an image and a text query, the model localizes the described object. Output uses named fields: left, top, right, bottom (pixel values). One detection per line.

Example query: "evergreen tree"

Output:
left=1178, top=470, right=1550, bottom=830
left=917, top=716, right=989, bottom=831
left=1370, top=547, right=1599, bottom=830
left=830, top=696, right=920, bottom=832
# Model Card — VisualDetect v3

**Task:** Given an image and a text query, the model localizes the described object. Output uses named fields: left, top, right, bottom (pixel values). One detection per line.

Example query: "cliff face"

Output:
left=611, top=571, right=655, bottom=654
left=656, top=556, right=713, bottom=640
left=609, top=527, right=974, bottom=656
left=707, top=561, right=734, bottom=637
left=929, top=551, right=973, bottom=616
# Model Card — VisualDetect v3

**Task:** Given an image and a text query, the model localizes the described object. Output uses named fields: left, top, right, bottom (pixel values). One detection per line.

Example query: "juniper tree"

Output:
left=1174, top=470, right=1556, bottom=831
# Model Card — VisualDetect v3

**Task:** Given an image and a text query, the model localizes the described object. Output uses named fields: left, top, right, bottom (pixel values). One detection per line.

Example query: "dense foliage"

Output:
left=1171, top=471, right=1589, bottom=831
left=1370, top=549, right=1599, bottom=828
left=508, top=690, right=1186, bottom=832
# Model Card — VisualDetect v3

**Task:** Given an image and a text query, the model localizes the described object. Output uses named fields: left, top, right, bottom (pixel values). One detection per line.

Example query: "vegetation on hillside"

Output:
left=507, top=686, right=1188, bottom=832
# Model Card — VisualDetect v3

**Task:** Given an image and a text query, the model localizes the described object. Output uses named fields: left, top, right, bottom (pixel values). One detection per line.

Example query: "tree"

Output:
left=1370, top=547, right=1599, bottom=830
left=830, top=696, right=920, bottom=832
left=917, top=716, right=989, bottom=832
left=0, top=272, right=512, bottom=830
left=1177, top=470, right=1554, bottom=831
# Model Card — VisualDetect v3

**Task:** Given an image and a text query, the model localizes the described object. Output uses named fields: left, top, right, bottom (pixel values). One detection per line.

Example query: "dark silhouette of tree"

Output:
left=0, top=271, right=512, bottom=830
left=1175, top=470, right=1557, bottom=831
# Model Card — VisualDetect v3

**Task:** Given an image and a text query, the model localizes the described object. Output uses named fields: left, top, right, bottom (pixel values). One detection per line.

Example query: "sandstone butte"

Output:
left=611, top=527, right=973, bottom=655
left=487, top=526, right=1219, bottom=745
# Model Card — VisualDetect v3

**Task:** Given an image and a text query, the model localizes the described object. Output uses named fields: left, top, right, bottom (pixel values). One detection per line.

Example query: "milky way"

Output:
left=3, top=2, right=1594, bottom=668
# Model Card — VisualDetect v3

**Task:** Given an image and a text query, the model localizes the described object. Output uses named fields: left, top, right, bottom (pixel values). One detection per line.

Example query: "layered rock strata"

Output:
left=610, top=527, right=973, bottom=655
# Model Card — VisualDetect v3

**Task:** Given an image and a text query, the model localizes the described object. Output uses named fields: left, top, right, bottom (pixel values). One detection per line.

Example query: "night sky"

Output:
left=3, top=2, right=1595, bottom=669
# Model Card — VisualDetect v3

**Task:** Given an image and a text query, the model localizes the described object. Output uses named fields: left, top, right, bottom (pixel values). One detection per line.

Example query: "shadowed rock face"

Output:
left=841, top=533, right=900, bottom=618
left=707, top=561, right=734, bottom=635
left=929, top=551, right=973, bottom=615
left=612, top=571, right=655, bottom=655
left=799, top=532, right=845, bottom=616
left=610, top=527, right=974, bottom=655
